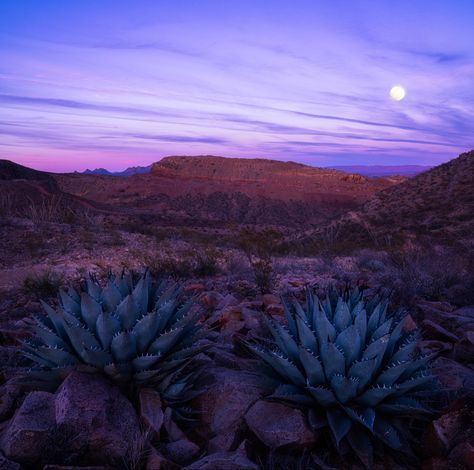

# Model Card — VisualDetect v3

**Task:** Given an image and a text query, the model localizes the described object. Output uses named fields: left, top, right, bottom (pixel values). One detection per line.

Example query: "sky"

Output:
left=1, top=0, right=473, bottom=172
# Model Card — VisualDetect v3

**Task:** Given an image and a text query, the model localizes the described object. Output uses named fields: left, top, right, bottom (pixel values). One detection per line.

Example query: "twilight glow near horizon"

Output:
left=1, top=1, right=473, bottom=172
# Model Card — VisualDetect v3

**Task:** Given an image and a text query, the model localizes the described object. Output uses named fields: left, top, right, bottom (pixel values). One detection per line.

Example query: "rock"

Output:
left=183, top=444, right=258, bottom=470
left=422, top=320, right=459, bottom=342
left=193, top=368, right=273, bottom=452
left=0, top=383, right=23, bottom=422
left=416, top=340, right=452, bottom=356
left=164, top=439, right=201, bottom=465
left=421, top=457, right=453, bottom=470
left=423, top=408, right=465, bottom=456
left=42, top=467, right=109, bottom=470
left=0, top=391, right=55, bottom=464
left=139, top=389, right=164, bottom=439
left=245, top=400, right=317, bottom=449
left=262, top=294, right=279, bottom=308
left=453, top=331, right=474, bottom=364
left=401, top=314, right=417, bottom=333
left=240, top=308, right=261, bottom=331
left=448, top=442, right=474, bottom=468
left=199, top=291, right=223, bottom=310
left=0, top=453, right=21, bottom=470
left=184, top=283, right=206, bottom=294
left=265, top=303, right=284, bottom=317
left=216, top=294, right=239, bottom=310
left=54, top=372, right=140, bottom=465
left=431, top=357, right=474, bottom=396
left=146, top=446, right=179, bottom=470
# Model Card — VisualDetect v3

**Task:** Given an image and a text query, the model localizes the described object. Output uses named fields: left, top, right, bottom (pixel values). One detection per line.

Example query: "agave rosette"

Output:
left=252, top=288, right=436, bottom=467
left=19, top=272, right=206, bottom=395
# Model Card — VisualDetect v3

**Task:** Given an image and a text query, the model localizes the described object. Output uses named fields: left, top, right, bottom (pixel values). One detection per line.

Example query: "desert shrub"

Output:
left=237, top=229, right=283, bottom=293
left=17, top=272, right=206, bottom=421
left=382, top=247, right=468, bottom=307
left=193, top=248, right=219, bottom=276
left=23, top=270, right=63, bottom=298
left=249, top=287, right=437, bottom=468
left=355, top=249, right=386, bottom=273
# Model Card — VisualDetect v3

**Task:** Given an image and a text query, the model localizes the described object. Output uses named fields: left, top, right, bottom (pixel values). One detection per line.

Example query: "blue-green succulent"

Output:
left=18, top=272, right=206, bottom=408
left=251, top=287, right=436, bottom=467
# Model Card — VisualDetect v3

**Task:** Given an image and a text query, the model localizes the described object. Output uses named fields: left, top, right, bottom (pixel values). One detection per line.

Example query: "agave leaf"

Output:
left=96, top=311, right=121, bottom=349
left=21, top=347, right=56, bottom=368
left=169, top=298, right=194, bottom=324
left=349, top=287, right=362, bottom=309
left=391, top=339, right=417, bottom=364
left=80, top=292, right=102, bottom=332
left=343, top=406, right=376, bottom=432
left=158, top=283, right=182, bottom=307
left=394, top=373, right=435, bottom=395
left=320, top=343, right=345, bottom=379
left=322, top=296, right=333, bottom=320
left=132, top=276, right=149, bottom=316
left=357, top=385, right=397, bottom=407
left=59, top=289, right=81, bottom=317
left=376, top=362, right=410, bottom=386
left=116, top=294, right=140, bottom=330
left=378, top=396, right=431, bottom=415
left=327, top=408, right=352, bottom=446
left=269, top=383, right=314, bottom=406
left=132, top=311, right=160, bottom=353
left=293, top=313, right=318, bottom=352
left=35, top=345, right=79, bottom=366
left=104, top=362, right=133, bottom=381
left=374, top=417, right=402, bottom=450
left=308, top=408, right=328, bottom=431
left=365, top=295, right=380, bottom=316
left=347, top=427, right=374, bottom=469
left=367, top=303, right=382, bottom=336
left=313, top=306, right=337, bottom=348
left=268, top=353, right=306, bottom=387
left=385, top=318, right=405, bottom=358
left=351, top=300, right=364, bottom=319
left=305, top=289, right=315, bottom=326
left=148, top=326, right=184, bottom=356
left=335, top=325, right=361, bottom=367
left=132, top=353, right=162, bottom=371
left=354, top=308, right=367, bottom=345
left=62, top=318, right=101, bottom=356
left=306, top=383, right=337, bottom=406
left=370, top=318, right=392, bottom=342
left=111, top=331, right=137, bottom=363
left=333, top=300, right=351, bottom=332
left=114, top=272, right=131, bottom=297
left=299, top=347, right=325, bottom=386
left=330, top=374, right=359, bottom=403
left=41, top=301, right=66, bottom=337
left=82, top=346, right=112, bottom=368
left=155, top=299, right=179, bottom=335
left=264, top=317, right=300, bottom=363
left=398, top=353, right=435, bottom=381
left=348, top=358, right=378, bottom=392
left=101, top=280, right=123, bottom=312
left=32, top=319, right=67, bottom=349
left=361, top=334, right=389, bottom=365
left=86, top=276, right=101, bottom=301
left=281, top=296, right=298, bottom=338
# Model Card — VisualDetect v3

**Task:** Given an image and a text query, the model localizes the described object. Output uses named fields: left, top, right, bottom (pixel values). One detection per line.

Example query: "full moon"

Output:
left=390, top=85, right=406, bottom=101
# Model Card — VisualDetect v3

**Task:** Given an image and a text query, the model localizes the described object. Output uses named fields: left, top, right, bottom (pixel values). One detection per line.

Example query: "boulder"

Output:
left=146, top=446, right=179, bottom=470
left=183, top=443, right=258, bottom=470
left=448, top=442, right=474, bottom=468
left=139, top=389, right=164, bottom=440
left=0, top=391, right=55, bottom=463
left=431, top=357, right=474, bottom=396
left=0, top=383, right=23, bottom=422
left=194, top=368, right=273, bottom=452
left=245, top=400, right=317, bottom=449
left=164, top=439, right=201, bottom=465
left=54, top=372, right=140, bottom=465
left=199, top=291, right=224, bottom=310
left=453, top=331, right=474, bottom=364
left=0, top=453, right=21, bottom=470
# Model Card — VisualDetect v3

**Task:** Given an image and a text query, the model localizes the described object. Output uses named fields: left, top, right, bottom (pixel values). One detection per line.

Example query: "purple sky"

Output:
left=1, top=0, right=473, bottom=172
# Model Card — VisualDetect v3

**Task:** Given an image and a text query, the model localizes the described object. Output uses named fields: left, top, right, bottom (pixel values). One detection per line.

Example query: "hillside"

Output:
left=295, top=150, right=474, bottom=249
left=55, top=155, right=399, bottom=227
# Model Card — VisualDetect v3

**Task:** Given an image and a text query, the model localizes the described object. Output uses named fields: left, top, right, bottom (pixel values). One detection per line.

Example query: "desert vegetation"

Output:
left=0, top=153, right=473, bottom=469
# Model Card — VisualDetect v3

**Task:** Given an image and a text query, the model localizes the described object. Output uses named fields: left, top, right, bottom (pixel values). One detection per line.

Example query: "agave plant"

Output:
left=251, top=287, right=436, bottom=467
left=18, top=271, right=206, bottom=403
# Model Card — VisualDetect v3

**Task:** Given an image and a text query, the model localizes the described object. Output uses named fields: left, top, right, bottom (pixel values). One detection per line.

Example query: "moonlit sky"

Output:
left=1, top=1, right=473, bottom=172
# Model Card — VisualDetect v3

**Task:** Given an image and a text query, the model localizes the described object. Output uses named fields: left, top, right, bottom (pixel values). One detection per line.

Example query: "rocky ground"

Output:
left=0, top=217, right=473, bottom=469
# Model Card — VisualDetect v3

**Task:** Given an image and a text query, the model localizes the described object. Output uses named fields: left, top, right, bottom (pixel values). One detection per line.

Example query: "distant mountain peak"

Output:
left=81, top=165, right=152, bottom=177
